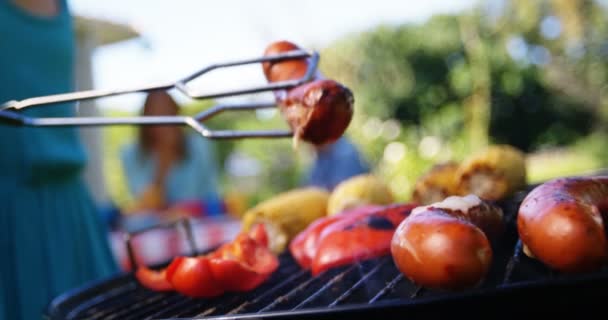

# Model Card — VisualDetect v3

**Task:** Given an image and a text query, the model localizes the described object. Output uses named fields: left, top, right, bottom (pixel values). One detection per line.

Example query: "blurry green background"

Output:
left=102, top=0, right=608, bottom=209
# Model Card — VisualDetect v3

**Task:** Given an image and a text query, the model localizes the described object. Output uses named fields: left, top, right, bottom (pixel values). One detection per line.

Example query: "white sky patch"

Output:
left=69, top=0, right=478, bottom=112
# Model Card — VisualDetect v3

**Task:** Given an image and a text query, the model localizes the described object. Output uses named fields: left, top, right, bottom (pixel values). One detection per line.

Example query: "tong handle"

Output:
left=0, top=49, right=319, bottom=140
left=2, top=49, right=319, bottom=110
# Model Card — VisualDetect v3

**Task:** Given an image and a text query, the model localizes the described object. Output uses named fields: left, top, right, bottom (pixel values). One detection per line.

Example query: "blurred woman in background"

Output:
left=120, top=91, right=222, bottom=216
left=0, top=1, right=118, bottom=319
left=304, top=136, right=370, bottom=191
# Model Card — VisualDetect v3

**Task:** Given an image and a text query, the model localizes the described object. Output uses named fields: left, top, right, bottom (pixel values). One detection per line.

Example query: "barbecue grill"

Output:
left=5, top=48, right=607, bottom=319
left=45, top=173, right=608, bottom=319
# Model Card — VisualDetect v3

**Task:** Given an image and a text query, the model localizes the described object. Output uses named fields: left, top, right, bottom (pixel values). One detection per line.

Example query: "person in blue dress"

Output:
left=120, top=91, right=222, bottom=215
left=0, top=1, right=118, bottom=319
left=303, top=136, right=370, bottom=191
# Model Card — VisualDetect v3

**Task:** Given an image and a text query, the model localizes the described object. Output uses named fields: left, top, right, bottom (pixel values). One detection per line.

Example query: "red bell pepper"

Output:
left=208, top=231, right=279, bottom=292
left=134, top=266, right=173, bottom=291
left=165, top=255, right=223, bottom=298
left=289, top=203, right=418, bottom=276
left=312, top=203, right=418, bottom=275
left=289, top=205, right=382, bottom=270
left=135, top=223, right=279, bottom=297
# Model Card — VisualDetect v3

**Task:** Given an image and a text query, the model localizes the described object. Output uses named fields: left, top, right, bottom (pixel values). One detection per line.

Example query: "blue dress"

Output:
left=0, top=1, right=118, bottom=319
left=304, top=137, right=370, bottom=191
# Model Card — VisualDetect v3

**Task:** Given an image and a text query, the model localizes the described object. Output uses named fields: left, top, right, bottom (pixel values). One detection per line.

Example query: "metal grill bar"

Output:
left=85, top=288, right=155, bottom=320
left=143, top=297, right=199, bottom=320
left=291, top=265, right=358, bottom=310
left=225, top=270, right=309, bottom=316
left=185, top=265, right=305, bottom=317
left=48, top=176, right=608, bottom=320
left=102, top=293, right=172, bottom=320
left=121, top=294, right=185, bottom=320
left=255, top=276, right=318, bottom=313
left=502, top=240, right=523, bottom=285
left=64, top=283, right=138, bottom=319
left=410, top=286, right=424, bottom=299
left=368, top=274, right=404, bottom=304
left=327, top=260, right=389, bottom=307
left=125, top=218, right=198, bottom=272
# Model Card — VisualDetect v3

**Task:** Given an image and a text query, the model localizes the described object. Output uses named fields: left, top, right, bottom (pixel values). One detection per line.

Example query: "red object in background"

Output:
left=290, top=203, right=418, bottom=276
left=168, top=198, right=227, bottom=218
left=135, top=224, right=279, bottom=298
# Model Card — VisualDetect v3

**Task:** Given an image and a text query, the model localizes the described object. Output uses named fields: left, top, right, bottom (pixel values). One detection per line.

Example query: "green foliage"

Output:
left=101, top=1, right=608, bottom=207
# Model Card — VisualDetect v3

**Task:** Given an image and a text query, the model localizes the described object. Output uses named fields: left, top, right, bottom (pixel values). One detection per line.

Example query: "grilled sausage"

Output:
left=262, top=40, right=312, bottom=84
left=262, top=40, right=354, bottom=146
left=517, top=176, right=608, bottom=273
left=391, top=195, right=503, bottom=290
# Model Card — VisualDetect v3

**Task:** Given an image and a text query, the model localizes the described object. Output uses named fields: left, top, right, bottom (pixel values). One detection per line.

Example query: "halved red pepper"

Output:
left=134, top=266, right=173, bottom=291
left=208, top=231, right=279, bottom=292
left=289, top=205, right=382, bottom=270
left=165, top=255, right=223, bottom=298
left=135, top=223, right=278, bottom=297
left=289, top=203, right=417, bottom=276
left=311, top=203, right=418, bottom=275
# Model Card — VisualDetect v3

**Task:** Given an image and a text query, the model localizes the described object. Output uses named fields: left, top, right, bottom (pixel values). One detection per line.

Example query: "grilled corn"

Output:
left=327, top=174, right=394, bottom=216
left=241, top=187, right=330, bottom=253
left=455, top=144, right=527, bottom=201
left=411, top=161, right=460, bottom=205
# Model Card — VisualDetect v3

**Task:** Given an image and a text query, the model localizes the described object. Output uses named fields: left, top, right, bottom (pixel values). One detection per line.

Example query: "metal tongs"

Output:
left=0, top=49, right=319, bottom=139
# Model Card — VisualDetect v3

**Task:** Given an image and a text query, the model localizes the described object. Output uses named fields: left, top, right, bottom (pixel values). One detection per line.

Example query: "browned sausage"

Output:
left=391, top=195, right=503, bottom=290
left=262, top=40, right=353, bottom=146
left=279, top=79, right=353, bottom=146
left=262, top=40, right=310, bottom=83
left=517, top=176, right=608, bottom=273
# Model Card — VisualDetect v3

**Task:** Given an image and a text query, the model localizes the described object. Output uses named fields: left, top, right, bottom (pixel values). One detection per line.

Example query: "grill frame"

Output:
left=46, top=173, right=608, bottom=320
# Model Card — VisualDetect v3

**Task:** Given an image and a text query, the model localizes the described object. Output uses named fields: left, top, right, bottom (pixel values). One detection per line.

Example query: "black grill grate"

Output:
left=47, top=180, right=608, bottom=320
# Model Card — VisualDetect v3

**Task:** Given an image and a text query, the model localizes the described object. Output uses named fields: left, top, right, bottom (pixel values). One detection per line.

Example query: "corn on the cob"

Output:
left=455, top=144, right=527, bottom=201
left=411, top=161, right=460, bottom=205
left=241, top=187, right=330, bottom=254
left=327, top=174, right=394, bottom=216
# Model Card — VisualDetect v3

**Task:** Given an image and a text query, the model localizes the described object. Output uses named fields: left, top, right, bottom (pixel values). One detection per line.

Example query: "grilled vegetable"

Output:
left=241, top=187, right=330, bottom=254
left=262, top=40, right=354, bottom=147
left=135, top=224, right=278, bottom=298
left=391, top=195, right=503, bottom=290
left=327, top=174, right=394, bottom=215
left=412, top=161, right=460, bottom=205
left=518, top=176, right=608, bottom=273
left=135, top=267, right=172, bottom=292
left=289, top=203, right=417, bottom=275
left=289, top=205, right=382, bottom=270
left=455, top=145, right=527, bottom=201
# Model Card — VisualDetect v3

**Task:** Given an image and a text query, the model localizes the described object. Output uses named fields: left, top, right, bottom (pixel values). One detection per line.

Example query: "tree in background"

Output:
left=103, top=0, right=608, bottom=206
